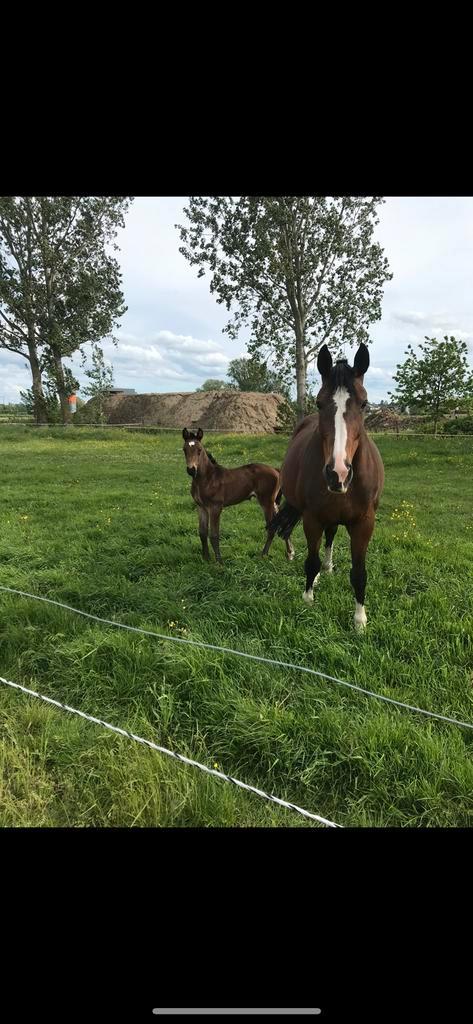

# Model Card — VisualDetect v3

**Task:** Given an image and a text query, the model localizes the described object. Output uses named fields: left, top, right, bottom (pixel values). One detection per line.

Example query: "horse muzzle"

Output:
left=186, top=466, right=197, bottom=478
left=323, top=463, right=353, bottom=494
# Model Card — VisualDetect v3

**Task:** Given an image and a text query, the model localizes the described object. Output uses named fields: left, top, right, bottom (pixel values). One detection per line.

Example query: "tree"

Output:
left=196, top=378, right=229, bottom=391
left=177, top=197, right=392, bottom=417
left=389, top=336, right=473, bottom=433
left=81, top=343, right=114, bottom=423
left=227, top=354, right=291, bottom=397
left=0, top=196, right=132, bottom=424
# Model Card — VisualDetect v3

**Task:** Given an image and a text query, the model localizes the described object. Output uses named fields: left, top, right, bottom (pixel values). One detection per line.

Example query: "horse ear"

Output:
left=354, top=343, right=370, bottom=378
left=317, top=344, right=333, bottom=381
left=182, top=428, right=189, bottom=440
left=196, top=427, right=203, bottom=440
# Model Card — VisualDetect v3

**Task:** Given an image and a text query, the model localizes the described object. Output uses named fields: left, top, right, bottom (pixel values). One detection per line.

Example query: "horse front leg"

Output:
left=209, top=506, right=223, bottom=564
left=321, top=524, right=338, bottom=573
left=348, top=514, right=375, bottom=631
left=302, top=514, right=324, bottom=604
left=199, top=506, right=210, bottom=561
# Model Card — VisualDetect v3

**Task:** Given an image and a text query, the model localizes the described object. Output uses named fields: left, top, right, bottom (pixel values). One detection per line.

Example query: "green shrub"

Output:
left=443, top=417, right=473, bottom=435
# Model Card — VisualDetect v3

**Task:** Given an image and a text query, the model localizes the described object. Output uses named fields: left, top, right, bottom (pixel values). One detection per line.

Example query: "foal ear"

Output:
left=196, top=427, right=203, bottom=440
left=317, top=344, right=333, bottom=381
left=354, top=343, right=370, bottom=378
left=182, top=428, right=189, bottom=440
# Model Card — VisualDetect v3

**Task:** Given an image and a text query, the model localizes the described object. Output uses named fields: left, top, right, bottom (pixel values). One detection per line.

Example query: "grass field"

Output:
left=0, top=426, right=472, bottom=827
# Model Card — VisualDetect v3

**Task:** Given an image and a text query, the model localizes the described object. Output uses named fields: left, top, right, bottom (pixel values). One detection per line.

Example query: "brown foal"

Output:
left=182, top=428, right=295, bottom=563
left=266, top=344, right=384, bottom=630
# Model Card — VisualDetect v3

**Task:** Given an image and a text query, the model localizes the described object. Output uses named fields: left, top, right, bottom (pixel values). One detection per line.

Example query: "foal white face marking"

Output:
left=332, top=387, right=349, bottom=486
left=188, top=441, right=196, bottom=447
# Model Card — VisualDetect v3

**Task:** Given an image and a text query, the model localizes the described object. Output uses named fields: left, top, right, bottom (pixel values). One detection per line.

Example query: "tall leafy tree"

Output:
left=389, top=335, right=473, bottom=432
left=177, top=196, right=392, bottom=417
left=227, top=354, right=291, bottom=397
left=0, top=198, right=49, bottom=421
left=0, top=196, right=132, bottom=423
left=81, top=343, right=114, bottom=423
left=196, top=378, right=229, bottom=391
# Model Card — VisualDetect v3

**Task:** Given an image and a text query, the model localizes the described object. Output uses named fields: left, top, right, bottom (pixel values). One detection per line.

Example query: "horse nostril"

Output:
left=186, top=467, right=196, bottom=478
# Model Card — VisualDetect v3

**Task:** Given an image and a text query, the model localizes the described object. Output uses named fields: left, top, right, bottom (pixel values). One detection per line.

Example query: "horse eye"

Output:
left=361, top=401, right=367, bottom=410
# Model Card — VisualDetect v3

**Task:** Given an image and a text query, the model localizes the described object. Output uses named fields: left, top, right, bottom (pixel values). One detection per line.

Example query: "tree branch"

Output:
left=0, top=307, right=29, bottom=339
left=306, top=198, right=348, bottom=312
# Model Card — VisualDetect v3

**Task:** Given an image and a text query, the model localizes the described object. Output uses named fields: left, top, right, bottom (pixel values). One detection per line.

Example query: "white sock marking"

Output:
left=302, top=574, right=320, bottom=603
left=354, top=602, right=367, bottom=631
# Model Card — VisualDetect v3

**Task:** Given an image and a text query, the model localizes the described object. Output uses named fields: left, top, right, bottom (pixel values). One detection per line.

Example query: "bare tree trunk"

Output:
left=295, top=320, right=307, bottom=422
left=52, top=349, right=72, bottom=424
left=25, top=313, right=48, bottom=424
left=29, top=347, right=48, bottom=425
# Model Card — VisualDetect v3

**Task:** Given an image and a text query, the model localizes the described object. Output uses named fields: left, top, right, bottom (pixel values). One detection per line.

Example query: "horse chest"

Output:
left=191, top=481, right=204, bottom=506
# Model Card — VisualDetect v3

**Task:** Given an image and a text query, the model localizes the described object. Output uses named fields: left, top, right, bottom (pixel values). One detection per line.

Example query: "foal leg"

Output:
left=302, top=515, right=324, bottom=604
left=348, top=515, right=375, bottom=631
left=321, top=524, right=338, bottom=573
left=199, top=507, right=210, bottom=561
left=209, top=506, right=223, bottom=564
left=285, top=536, right=295, bottom=561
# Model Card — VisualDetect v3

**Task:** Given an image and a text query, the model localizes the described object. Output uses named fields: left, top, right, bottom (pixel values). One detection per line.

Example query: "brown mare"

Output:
left=182, top=428, right=295, bottom=563
left=265, top=343, right=384, bottom=630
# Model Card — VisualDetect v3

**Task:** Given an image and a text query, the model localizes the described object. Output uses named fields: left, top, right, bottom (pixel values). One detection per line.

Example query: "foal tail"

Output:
left=268, top=500, right=301, bottom=540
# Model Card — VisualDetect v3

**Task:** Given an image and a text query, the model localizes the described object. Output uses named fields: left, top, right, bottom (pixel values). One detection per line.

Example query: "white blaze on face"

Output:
left=332, top=387, right=349, bottom=484
left=188, top=441, right=196, bottom=447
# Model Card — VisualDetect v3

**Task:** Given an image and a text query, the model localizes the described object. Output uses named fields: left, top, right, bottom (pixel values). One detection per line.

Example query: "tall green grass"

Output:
left=0, top=427, right=472, bottom=826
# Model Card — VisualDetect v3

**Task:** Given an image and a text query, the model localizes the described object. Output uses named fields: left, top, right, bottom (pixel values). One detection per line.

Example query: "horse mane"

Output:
left=206, top=450, right=218, bottom=465
left=330, top=359, right=356, bottom=395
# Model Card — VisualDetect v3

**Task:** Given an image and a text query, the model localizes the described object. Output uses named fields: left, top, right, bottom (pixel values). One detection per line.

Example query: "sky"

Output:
left=1, top=196, right=473, bottom=405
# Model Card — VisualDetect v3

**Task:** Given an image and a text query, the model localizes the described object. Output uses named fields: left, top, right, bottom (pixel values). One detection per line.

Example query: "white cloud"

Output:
left=70, top=329, right=232, bottom=393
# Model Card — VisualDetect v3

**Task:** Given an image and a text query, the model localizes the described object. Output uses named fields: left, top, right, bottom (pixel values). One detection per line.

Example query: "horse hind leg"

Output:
left=285, top=535, right=295, bottom=561
left=321, top=524, right=338, bottom=572
left=302, top=515, right=323, bottom=604
left=261, top=497, right=277, bottom=556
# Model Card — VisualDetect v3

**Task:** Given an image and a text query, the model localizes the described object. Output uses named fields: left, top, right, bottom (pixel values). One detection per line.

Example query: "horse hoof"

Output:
left=302, top=588, right=314, bottom=604
left=354, top=614, right=367, bottom=632
left=286, top=550, right=295, bottom=561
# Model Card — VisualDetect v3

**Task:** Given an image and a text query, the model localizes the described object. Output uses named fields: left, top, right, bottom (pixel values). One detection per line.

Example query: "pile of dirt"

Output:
left=365, top=408, right=402, bottom=431
left=365, top=408, right=430, bottom=432
left=85, top=390, right=287, bottom=433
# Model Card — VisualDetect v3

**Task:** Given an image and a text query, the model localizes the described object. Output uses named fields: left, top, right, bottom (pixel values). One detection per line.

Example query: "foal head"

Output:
left=316, top=343, right=370, bottom=494
left=182, top=427, right=204, bottom=477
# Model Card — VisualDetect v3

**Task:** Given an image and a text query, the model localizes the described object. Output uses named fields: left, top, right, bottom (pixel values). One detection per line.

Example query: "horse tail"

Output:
left=267, top=500, right=301, bottom=540
left=273, top=468, right=283, bottom=506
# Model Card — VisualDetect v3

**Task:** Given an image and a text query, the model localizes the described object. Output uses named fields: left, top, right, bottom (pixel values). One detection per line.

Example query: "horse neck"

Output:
left=354, top=423, right=369, bottom=461
left=197, top=448, right=214, bottom=478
